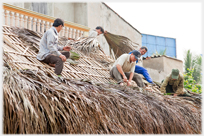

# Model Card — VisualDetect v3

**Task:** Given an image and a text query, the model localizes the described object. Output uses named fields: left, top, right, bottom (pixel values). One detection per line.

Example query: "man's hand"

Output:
left=104, top=30, right=107, bottom=34
left=123, top=75, right=128, bottom=82
left=59, top=54, right=66, bottom=62
left=173, top=93, right=177, bottom=97
left=63, top=46, right=71, bottom=51
left=127, top=81, right=132, bottom=86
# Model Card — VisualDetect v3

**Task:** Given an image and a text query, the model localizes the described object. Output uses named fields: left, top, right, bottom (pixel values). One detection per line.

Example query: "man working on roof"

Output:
left=160, top=69, right=191, bottom=97
left=89, top=26, right=106, bottom=37
left=110, top=50, right=145, bottom=87
left=37, top=18, right=71, bottom=76
left=129, top=46, right=155, bottom=85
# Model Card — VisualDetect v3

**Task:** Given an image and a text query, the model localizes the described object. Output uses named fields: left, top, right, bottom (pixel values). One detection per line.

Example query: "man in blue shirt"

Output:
left=129, top=46, right=155, bottom=85
left=37, top=18, right=71, bottom=76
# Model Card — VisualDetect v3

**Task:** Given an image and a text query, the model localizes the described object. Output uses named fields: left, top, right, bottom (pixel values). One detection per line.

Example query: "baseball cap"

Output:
left=171, top=69, right=179, bottom=79
left=131, top=50, right=141, bottom=60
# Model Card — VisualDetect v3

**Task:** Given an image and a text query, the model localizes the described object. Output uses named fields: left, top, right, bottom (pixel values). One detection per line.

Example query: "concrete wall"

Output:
left=163, top=57, right=183, bottom=73
left=74, top=3, right=88, bottom=26
left=143, top=56, right=183, bottom=82
left=53, top=3, right=75, bottom=22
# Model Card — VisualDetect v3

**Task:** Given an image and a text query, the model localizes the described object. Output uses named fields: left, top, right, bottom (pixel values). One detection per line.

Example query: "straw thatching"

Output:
left=104, top=32, right=139, bottom=59
left=3, top=25, right=201, bottom=134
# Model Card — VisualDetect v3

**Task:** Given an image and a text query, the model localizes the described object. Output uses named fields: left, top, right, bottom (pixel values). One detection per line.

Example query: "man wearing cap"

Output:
left=160, top=69, right=191, bottom=97
left=129, top=46, right=155, bottom=85
left=37, top=18, right=71, bottom=76
left=110, top=50, right=145, bottom=87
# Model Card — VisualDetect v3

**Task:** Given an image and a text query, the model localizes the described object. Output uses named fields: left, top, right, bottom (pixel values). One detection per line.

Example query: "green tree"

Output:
left=184, top=50, right=202, bottom=83
left=184, top=50, right=192, bottom=73
left=184, top=68, right=202, bottom=94
left=192, top=55, right=202, bottom=83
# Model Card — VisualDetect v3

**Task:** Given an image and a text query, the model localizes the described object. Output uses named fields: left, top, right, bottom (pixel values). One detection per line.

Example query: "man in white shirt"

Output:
left=110, top=50, right=145, bottom=87
left=89, top=26, right=105, bottom=37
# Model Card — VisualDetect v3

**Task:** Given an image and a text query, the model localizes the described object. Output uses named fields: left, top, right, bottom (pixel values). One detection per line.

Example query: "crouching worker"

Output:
left=129, top=46, right=155, bottom=85
left=160, top=69, right=191, bottom=97
left=110, top=50, right=145, bottom=87
left=37, top=18, right=71, bottom=76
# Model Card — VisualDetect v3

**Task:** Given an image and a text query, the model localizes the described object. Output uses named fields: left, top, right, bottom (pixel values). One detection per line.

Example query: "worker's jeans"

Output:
left=110, top=66, right=145, bottom=87
left=135, top=65, right=153, bottom=83
left=42, top=51, right=70, bottom=75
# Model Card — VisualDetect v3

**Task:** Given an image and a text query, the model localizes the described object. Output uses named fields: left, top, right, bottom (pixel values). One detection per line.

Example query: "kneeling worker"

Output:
left=160, top=69, right=191, bottom=97
left=110, top=50, right=145, bottom=87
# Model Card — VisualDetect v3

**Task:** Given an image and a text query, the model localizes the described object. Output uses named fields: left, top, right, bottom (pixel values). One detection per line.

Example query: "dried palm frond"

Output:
left=104, top=32, right=139, bottom=59
left=11, top=27, right=42, bottom=53
left=66, top=37, right=101, bottom=55
left=3, top=67, right=201, bottom=134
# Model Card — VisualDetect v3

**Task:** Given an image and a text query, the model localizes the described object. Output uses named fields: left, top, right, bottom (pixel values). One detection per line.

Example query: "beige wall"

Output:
left=74, top=3, right=88, bottom=26
left=143, top=56, right=183, bottom=82
left=53, top=3, right=75, bottom=22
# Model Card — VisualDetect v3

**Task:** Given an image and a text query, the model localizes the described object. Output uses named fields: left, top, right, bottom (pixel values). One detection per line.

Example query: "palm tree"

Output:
left=184, top=50, right=193, bottom=73
left=184, top=49, right=202, bottom=83
left=192, top=55, right=202, bottom=83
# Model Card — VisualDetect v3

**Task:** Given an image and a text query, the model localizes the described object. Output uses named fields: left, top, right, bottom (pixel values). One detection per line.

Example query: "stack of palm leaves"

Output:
left=104, top=32, right=139, bottom=59
left=3, top=65, right=201, bottom=134
left=61, top=35, right=115, bottom=67
left=65, top=36, right=101, bottom=55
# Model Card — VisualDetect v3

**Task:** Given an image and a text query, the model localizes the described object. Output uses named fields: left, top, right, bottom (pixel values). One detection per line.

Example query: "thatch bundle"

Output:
left=3, top=26, right=201, bottom=134
left=104, top=32, right=139, bottom=59
left=3, top=67, right=201, bottom=134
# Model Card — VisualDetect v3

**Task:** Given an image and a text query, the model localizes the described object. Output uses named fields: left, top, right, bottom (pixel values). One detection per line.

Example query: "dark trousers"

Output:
left=42, top=51, right=70, bottom=75
left=161, top=80, right=174, bottom=93
left=110, top=66, right=145, bottom=87
left=166, top=84, right=174, bottom=93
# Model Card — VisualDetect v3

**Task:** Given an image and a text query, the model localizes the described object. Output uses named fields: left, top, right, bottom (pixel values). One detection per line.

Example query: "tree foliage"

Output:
left=183, top=68, right=202, bottom=94
left=184, top=50, right=202, bottom=83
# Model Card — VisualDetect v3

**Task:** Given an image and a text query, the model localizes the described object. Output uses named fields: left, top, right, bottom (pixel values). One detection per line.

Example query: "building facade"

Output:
left=7, top=2, right=142, bottom=56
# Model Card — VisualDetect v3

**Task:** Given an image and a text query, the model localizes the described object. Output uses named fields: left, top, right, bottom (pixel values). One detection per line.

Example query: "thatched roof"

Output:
left=3, top=26, right=201, bottom=134
left=3, top=26, right=115, bottom=83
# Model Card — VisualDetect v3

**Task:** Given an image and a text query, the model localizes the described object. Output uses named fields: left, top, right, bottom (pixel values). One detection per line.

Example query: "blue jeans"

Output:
left=135, top=65, right=153, bottom=83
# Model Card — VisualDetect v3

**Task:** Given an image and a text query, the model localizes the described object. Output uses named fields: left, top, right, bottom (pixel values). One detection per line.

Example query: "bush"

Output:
left=183, top=68, right=202, bottom=94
